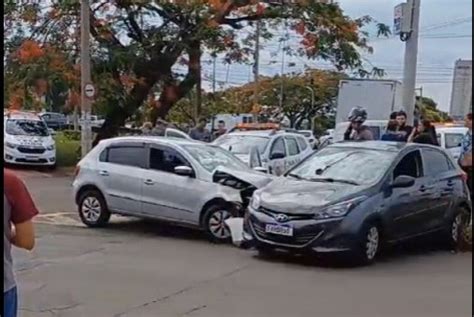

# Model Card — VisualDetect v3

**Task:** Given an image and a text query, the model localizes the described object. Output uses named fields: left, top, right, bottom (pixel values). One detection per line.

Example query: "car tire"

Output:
left=202, top=204, right=233, bottom=243
left=78, top=190, right=111, bottom=228
left=443, top=207, right=470, bottom=250
left=350, top=222, right=381, bottom=266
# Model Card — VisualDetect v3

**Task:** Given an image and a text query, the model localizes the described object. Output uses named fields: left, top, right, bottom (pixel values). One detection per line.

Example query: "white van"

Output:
left=436, top=126, right=468, bottom=161
left=4, top=111, right=56, bottom=168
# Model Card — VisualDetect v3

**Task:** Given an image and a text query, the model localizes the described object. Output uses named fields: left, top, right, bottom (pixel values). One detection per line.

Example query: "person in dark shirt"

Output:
left=189, top=117, right=211, bottom=142
left=381, top=120, right=405, bottom=142
left=389, top=111, right=398, bottom=120
left=396, top=111, right=414, bottom=141
left=213, top=120, right=227, bottom=140
left=409, top=119, right=438, bottom=145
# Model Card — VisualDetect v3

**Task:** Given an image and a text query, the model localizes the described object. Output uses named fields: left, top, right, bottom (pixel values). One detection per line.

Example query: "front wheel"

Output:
left=202, top=205, right=232, bottom=243
left=78, top=190, right=111, bottom=227
left=443, top=207, right=471, bottom=250
left=349, top=223, right=381, bottom=266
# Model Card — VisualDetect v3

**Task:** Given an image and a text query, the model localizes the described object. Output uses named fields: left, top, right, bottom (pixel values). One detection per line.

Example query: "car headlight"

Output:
left=46, top=144, right=55, bottom=151
left=314, top=196, right=367, bottom=219
left=6, top=142, right=17, bottom=149
left=250, top=194, right=261, bottom=210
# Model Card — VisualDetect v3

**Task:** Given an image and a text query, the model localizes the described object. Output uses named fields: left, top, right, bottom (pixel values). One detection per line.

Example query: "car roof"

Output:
left=99, top=136, right=205, bottom=147
left=225, top=130, right=305, bottom=138
left=329, top=140, right=436, bottom=152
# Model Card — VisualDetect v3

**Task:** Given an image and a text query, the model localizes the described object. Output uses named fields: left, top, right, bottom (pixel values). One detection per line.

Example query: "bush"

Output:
left=54, top=132, right=81, bottom=167
left=62, top=129, right=81, bottom=141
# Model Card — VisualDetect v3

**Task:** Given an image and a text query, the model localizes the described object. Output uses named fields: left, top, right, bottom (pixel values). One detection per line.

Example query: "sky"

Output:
left=201, top=0, right=472, bottom=112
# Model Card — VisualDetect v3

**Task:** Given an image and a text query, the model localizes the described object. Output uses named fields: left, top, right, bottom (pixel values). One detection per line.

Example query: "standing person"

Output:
left=4, top=169, right=39, bottom=317
left=213, top=120, right=227, bottom=140
left=141, top=122, right=153, bottom=135
left=381, top=120, right=405, bottom=142
left=151, top=119, right=168, bottom=136
left=343, top=106, right=374, bottom=141
left=395, top=111, right=414, bottom=141
left=408, top=119, right=437, bottom=145
left=389, top=111, right=398, bottom=120
left=189, top=117, right=211, bottom=142
left=459, top=113, right=472, bottom=194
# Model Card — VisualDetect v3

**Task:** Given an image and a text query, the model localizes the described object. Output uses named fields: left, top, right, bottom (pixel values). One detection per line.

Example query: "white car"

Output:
left=4, top=111, right=56, bottom=167
left=213, top=130, right=313, bottom=176
left=436, top=126, right=468, bottom=161
left=297, top=130, right=317, bottom=148
left=72, top=137, right=271, bottom=242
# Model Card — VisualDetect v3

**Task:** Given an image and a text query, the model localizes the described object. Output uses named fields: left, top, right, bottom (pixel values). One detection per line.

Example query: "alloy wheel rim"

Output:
left=366, top=227, right=379, bottom=260
left=209, top=210, right=232, bottom=239
left=81, top=197, right=101, bottom=222
left=451, top=214, right=462, bottom=242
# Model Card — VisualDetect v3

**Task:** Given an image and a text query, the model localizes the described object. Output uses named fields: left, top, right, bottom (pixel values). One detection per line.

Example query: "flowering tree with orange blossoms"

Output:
left=4, top=1, right=390, bottom=144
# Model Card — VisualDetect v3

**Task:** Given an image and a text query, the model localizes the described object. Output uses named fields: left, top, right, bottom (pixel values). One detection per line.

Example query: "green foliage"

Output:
left=54, top=132, right=81, bottom=167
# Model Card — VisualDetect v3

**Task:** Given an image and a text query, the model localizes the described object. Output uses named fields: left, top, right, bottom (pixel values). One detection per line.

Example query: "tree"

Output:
left=416, top=96, right=450, bottom=122
left=5, top=1, right=389, bottom=145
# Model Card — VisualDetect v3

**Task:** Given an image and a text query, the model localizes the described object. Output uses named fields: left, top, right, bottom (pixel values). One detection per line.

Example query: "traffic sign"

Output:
left=84, top=83, right=95, bottom=98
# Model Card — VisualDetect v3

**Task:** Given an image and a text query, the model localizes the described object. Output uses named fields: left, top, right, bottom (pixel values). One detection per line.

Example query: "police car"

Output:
left=213, top=123, right=313, bottom=176
left=4, top=111, right=57, bottom=168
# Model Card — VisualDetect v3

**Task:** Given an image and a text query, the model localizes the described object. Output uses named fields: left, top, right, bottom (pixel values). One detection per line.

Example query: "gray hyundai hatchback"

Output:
left=244, top=141, right=472, bottom=265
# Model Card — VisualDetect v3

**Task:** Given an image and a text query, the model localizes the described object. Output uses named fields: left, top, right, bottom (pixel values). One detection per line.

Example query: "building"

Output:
left=449, top=59, right=472, bottom=119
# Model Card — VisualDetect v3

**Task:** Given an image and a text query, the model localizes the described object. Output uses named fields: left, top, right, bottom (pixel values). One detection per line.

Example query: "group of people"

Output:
left=141, top=117, right=227, bottom=143
left=343, top=106, right=440, bottom=146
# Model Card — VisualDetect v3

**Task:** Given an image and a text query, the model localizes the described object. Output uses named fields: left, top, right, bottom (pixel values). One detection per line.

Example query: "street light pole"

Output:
left=401, top=0, right=421, bottom=125
left=80, top=0, right=92, bottom=157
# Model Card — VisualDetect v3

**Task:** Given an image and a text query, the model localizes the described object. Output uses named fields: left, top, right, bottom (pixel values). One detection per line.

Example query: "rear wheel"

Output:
left=78, top=190, right=111, bottom=227
left=443, top=207, right=471, bottom=250
left=202, top=205, right=232, bottom=243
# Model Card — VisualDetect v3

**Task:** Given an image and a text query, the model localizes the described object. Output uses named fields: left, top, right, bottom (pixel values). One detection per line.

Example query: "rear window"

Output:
left=444, top=133, right=464, bottom=149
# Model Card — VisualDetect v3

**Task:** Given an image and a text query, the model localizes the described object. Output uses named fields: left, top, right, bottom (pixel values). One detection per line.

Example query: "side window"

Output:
left=296, top=136, right=308, bottom=151
left=107, top=146, right=146, bottom=168
left=270, top=137, right=286, bottom=157
left=393, top=150, right=423, bottom=179
left=423, top=149, right=452, bottom=176
left=285, top=137, right=300, bottom=156
left=149, top=147, right=190, bottom=174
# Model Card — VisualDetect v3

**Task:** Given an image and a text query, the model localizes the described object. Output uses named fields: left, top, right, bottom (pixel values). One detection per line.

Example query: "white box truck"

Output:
left=335, top=79, right=404, bottom=124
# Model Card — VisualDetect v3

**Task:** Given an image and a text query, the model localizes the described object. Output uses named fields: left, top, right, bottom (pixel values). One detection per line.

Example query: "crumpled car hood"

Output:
left=213, top=166, right=273, bottom=189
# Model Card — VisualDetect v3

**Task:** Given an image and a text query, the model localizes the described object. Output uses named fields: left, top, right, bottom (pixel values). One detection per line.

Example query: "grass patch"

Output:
left=54, top=132, right=81, bottom=167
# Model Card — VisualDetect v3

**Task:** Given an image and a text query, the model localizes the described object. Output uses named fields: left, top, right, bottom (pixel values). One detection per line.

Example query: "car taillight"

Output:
left=74, top=165, right=80, bottom=178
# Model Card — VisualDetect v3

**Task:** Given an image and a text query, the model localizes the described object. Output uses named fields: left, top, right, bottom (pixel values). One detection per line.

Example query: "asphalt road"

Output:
left=11, top=169, right=473, bottom=317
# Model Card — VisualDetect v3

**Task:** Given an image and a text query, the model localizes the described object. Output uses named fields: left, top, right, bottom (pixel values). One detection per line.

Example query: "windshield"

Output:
left=184, top=144, right=251, bottom=173
left=214, top=135, right=269, bottom=155
left=5, top=119, right=49, bottom=137
left=444, top=133, right=465, bottom=149
left=287, top=147, right=397, bottom=185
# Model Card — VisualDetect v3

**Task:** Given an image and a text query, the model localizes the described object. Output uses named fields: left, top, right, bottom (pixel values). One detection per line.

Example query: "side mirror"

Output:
left=270, top=152, right=285, bottom=160
left=253, top=166, right=268, bottom=174
left=391, top=175, right=415, bottom=188
left=174, top=166, right=193, bottom=177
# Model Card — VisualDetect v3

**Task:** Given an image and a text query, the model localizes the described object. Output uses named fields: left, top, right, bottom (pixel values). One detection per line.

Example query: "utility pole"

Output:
left=212, top=55, right=217, bottom=94
left=80, top=0, right=92, bottom=157
left=401, top=0, right=421, bottom=125
left=252, top=19, right=261, bottom=120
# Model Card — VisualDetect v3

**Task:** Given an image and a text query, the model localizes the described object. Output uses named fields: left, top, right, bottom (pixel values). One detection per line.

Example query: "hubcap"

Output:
left=208, top=210, right=232, bottom=239
left=366, top=227, right=379, bottom=260
left=451, top=214, right=462, bottom=242
left=81, top=197, right=101, bottom=222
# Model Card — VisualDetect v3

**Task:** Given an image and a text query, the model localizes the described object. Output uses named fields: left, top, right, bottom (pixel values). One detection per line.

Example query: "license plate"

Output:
left=26, top=156, right=38, bottom=160
left=265, top=224, right=293, bottom=236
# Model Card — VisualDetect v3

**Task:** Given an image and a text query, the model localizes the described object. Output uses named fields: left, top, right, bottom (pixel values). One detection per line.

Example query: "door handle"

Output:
left=144, top=179, right=155, bottom=186
left=99, top=170, right=109, bottom=176
left=447, top=180, right=455, bottom=187
left=419, top=185, right=434, bottom=192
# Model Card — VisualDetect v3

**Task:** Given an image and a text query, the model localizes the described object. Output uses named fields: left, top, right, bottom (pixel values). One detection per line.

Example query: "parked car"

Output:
left=39, top=112, right=67, bottom=130
left=4, top=111, right=56, bottom=168
left=244, top=141, right=471, bottom=265
left=297, top=130, right=317, bottom=149
left=436, top=126, right=469, bottom=161
left=73, top=136, right=272, bottom=242
left=213, top=130, right=312, bottom=176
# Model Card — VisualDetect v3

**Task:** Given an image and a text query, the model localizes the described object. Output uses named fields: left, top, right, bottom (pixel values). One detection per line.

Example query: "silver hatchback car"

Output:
left=73, top=137, right=271, bottom=242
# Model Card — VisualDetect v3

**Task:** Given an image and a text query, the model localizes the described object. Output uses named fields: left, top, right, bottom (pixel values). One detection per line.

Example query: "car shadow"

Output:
left=251, top=235, right=463, bottom=269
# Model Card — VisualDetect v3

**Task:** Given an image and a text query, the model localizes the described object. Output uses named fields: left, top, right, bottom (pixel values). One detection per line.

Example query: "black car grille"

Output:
left=17, top=146, right=45, bottom=154
left=251, top=221, right=322, bottom=247
left=259, top=207, right=314, bottom=221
